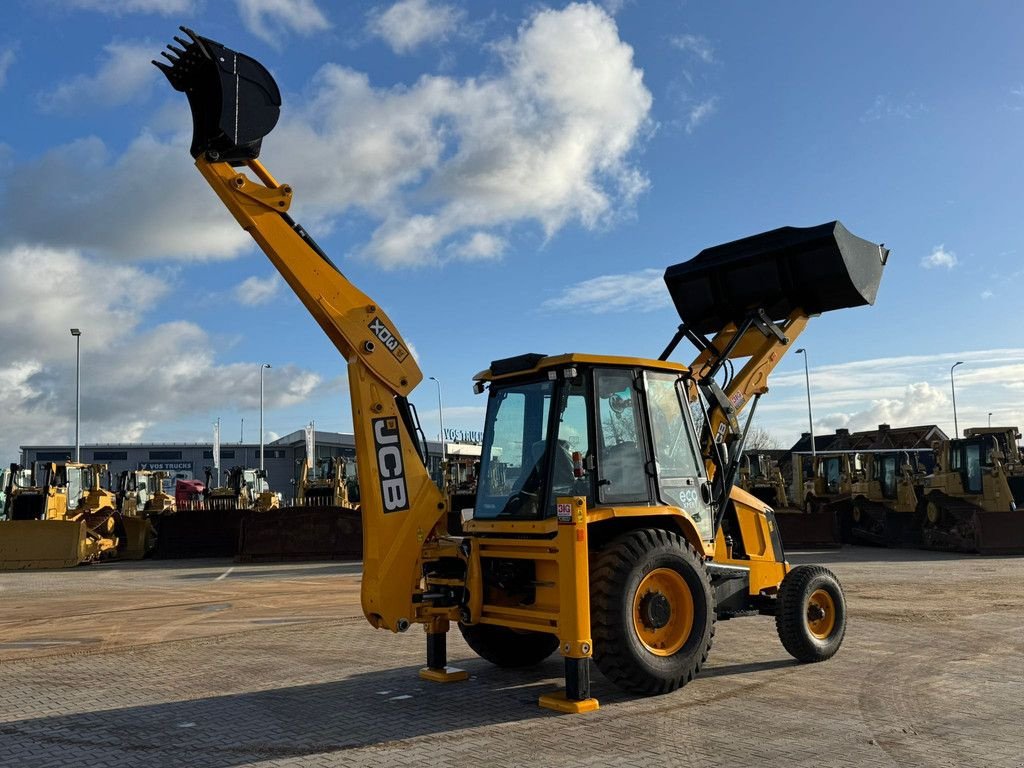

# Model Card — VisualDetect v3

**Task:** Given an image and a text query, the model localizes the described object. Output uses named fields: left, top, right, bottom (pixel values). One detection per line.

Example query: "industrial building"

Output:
left=20, top=429, right=480, bottom=498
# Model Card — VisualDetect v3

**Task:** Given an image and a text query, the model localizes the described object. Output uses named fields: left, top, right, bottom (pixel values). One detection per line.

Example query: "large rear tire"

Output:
left=591, top=529, right=715, bottom=695
left=457, top=623, right=559, bottom=668
left=775, top=564, right=846, bottom=662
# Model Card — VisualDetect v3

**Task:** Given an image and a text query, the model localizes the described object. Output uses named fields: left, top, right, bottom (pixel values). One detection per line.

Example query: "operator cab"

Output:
left=471, top=353, right=715, bottom=540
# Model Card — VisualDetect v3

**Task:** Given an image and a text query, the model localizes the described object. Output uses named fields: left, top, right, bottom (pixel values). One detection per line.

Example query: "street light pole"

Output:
left=70, top=328, right=82, bottom=462
left=988, top=412, right=993, bottom=428
left=950, top=361, right=964, bottom=438
left=259, top=363, right=271, bottom=471
left=795, top=348, right=815, bottom=458
left=429, top=376, right=446, bottom=463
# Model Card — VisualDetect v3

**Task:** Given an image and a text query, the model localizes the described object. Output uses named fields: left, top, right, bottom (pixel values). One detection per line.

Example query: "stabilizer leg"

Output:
left=418, top=618, right=468, bottom=683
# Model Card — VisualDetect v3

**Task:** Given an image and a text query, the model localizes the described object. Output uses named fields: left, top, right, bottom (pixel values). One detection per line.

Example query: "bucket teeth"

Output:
left=166, top=43, right=186, bottom=58
left=160, top=50, right=178, bottom=63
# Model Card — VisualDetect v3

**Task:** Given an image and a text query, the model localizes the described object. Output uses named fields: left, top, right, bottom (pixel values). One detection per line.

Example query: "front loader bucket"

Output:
left=153, top=27, right=281, bottom=162
left=665, top=221, right=888, bottom=334
left=974, top=511, right=1024, bottom=556
left=0, top=520, right=90, bottom=570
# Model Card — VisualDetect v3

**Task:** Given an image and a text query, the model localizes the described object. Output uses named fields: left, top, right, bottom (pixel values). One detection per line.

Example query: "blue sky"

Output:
left=1, top=0, right=1023, bottom=459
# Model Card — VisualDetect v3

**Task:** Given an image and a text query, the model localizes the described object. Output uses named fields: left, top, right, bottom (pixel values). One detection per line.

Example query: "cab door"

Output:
left=644, top=371, right=714, bottom=540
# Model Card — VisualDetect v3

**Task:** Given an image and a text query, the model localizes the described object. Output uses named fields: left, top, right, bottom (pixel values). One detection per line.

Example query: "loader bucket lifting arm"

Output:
left=660, top=222, right=888, bottom=496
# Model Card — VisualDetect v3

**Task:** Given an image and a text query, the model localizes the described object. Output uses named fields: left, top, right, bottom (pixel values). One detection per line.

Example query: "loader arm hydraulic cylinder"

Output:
left=195, top=156, right=447, bottom=632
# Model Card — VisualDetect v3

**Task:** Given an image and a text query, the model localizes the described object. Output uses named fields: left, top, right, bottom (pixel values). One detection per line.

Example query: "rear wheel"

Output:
left=591, top=529, right=715, bottom=695
left=457, top=623, right=559, bottom=668
left=775, top=565, right=846, bottom=662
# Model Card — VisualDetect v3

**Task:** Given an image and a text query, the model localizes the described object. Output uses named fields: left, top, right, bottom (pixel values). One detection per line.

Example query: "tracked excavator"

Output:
left=156, top=28, right=887, bottom=710
left=920, top=427, right=1024, bottom=554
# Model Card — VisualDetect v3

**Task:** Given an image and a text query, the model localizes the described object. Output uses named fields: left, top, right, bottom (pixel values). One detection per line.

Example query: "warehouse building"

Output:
left=20, top=429, right=478, bottom=499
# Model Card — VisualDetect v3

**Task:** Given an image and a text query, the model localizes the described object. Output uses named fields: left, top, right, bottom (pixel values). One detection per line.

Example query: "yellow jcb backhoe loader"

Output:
left=919, top=427, right=1024, bottom=554
left=156, top=27, right=887, bottom=711
left=847, top=450, right=927, bottom=547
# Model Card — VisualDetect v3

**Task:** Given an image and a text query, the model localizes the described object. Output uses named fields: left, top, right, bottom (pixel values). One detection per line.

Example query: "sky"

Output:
left=1, top=0, right=1023, bottom=460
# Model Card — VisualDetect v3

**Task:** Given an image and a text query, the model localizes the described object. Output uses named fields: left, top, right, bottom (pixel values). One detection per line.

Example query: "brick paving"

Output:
left=0, top=550, right=1021, bottom=767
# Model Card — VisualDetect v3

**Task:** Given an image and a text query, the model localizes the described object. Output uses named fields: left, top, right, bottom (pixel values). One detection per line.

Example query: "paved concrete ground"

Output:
left=0, top=549, right=1022, bottom=767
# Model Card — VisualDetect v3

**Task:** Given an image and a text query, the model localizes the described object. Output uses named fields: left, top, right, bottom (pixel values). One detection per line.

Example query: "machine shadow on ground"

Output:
left=0, top=651, right=799, bottom=766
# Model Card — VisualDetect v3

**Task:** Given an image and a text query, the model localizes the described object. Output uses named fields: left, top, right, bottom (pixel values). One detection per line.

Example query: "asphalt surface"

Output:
left=0, top=549, right=1021, bottom=767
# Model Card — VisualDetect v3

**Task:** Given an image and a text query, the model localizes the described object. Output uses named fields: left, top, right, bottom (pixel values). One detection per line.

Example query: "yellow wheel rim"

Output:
left=806, top=588, right=836, bottom=640
left=632, top=568, right=694, bottom=656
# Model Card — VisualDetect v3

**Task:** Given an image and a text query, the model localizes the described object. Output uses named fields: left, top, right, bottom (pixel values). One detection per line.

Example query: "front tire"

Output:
left=457, top=623, right=559, bottom=668
left=775, top=565, right=846, bottom=662
left=591, top=529, right=715, bottom=695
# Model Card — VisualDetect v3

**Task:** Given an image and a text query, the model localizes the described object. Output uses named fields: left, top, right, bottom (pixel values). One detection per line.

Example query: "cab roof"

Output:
left=474, top=352, right=688, bottom=383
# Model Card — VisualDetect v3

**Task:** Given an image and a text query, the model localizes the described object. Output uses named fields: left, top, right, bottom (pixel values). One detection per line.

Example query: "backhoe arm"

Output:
left=196, top=156, right=447, bottom=632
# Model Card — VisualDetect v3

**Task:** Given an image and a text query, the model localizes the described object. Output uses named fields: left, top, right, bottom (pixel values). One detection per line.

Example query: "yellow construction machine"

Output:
left=0, top=462, right=124, bottom=569
left=296, top=456, right=358, bottom=508
left=846, top=450, right=927, bottom=547
left=919, top=427, right=1024, bottom=554
left=205, top=466, right=281, bottom=511
left=737, top=453, right=789, bottom=508
left=157, top=28, right=887, bottom=710
left=117, top=469, right=176, bottom=515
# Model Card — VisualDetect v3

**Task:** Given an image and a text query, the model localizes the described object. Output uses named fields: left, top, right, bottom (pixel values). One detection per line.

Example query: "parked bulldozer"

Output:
left=919, top=427, right=1024, bottom=554
left=737, top=453, right=788, bottom=508
left=205, top=466, right=281, bottom=511
left=770, top=452, right=846, bottom=548
left=296, top=456, right=358, bottom=508
left=846, top=450, right=927, bottom=547
left=158, top=26, right=887, bottom=711
left=0, top=462, right=124, bottom=569
left=117, top=469, right=176, bottom=515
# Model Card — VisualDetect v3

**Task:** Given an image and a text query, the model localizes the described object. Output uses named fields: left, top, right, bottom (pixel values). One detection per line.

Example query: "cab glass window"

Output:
left=546, top=378, right=593, bottom=514
left=595, top=369, right=648, bottom=504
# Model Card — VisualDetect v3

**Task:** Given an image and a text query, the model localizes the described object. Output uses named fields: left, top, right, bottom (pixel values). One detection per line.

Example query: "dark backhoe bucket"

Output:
left=153, top=27, right=280, bottom=162
left=665, top=221, right=888, bottom=334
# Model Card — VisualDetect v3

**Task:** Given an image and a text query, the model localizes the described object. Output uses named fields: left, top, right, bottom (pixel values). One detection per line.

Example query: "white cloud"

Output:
left=861, top=94, right=926, bottom=123
left=686, top=97, right=717, bottom=133
left=2, top=3, right=650, bottom=270
left=542, top=268, right=669, bottom=314
left=0, top=245, right=322, bottom=459
left=671, top=33, right=713, bottom=63
left=270, top=2, right=652, bottom=268
left=368, top=0, right=464, bottom=54
left=38, top=42, right=157, bottom=112
left=920, top=244, right=958, bottom=270
left=0, top=133, right=251, bottom=260
left=981, top=289, right=994, bottom=300
left=235, top=274, right=282, bottom=305
left=0, top=46, right=15, bottom=90
left=236, top=0, right=331, bottom=47
left=63, top=0, right=194, bottom=13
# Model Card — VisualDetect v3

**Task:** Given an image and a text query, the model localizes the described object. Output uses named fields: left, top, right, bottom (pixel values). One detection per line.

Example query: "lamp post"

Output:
left=795, top=348, right=815, bottom=458
left=950, top=361, right=964, bottom=438
left=988, top=412, right=993, bottom=428
left=429, top=376, right=446, bottom=464
left=259, top=363, right=271, bottom=471
left=70, top=328, right=82, bottom=462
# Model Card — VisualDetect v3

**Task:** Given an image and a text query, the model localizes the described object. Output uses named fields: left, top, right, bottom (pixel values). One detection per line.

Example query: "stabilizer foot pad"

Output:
left=418, top=666, right=469, bottom=683
left=538, top=691, right=600, bottom=714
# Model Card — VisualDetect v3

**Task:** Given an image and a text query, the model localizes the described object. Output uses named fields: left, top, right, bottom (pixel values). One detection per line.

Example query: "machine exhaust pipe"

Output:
left=153, top=27, right=281, bottom=162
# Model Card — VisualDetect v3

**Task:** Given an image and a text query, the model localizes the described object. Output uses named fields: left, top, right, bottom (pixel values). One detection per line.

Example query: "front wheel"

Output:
left=775, top=565, right=846, bottom=662
left=591, top=529, right=715, bottom=695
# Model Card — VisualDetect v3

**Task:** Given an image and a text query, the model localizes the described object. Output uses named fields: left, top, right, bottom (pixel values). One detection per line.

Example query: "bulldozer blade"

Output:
left=153, top=26, right=281, bottom=162
left=237, top=506, right=362, bottom=562
left=0, top=520, right=92, bottom=570
left=118, top=516, right=155, bottom=560
left=664, top=221, right=888, bottom=334
left=773, top=509, right=841, bottom=549
left=973, top=511, right=1024, bottom=556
